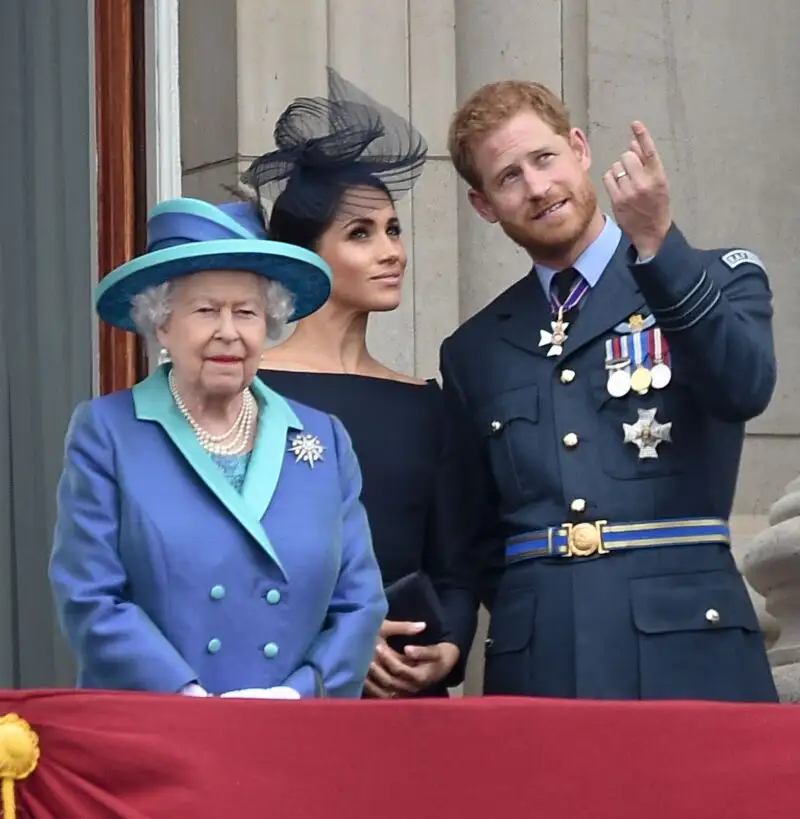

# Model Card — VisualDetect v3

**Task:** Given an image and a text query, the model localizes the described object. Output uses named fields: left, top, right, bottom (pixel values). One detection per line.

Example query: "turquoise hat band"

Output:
left=95, top=239, right=332, bottom=333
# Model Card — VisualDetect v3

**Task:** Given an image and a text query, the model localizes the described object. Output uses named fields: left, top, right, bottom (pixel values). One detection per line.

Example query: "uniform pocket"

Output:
left=475, top=385, right=540, bottom=508
left=483, top=588, right=536, bottom=695
left=590, top=371, right=692, bottom=481
left=630, top=571, right=772, bottom=700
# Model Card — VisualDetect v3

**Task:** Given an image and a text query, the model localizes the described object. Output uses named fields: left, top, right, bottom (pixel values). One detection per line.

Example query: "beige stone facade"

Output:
left=177, top=0, right=800, bottom=693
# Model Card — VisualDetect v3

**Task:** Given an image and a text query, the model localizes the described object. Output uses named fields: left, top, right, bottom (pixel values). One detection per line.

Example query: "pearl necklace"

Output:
left=168, top=370, right=256, bottom=456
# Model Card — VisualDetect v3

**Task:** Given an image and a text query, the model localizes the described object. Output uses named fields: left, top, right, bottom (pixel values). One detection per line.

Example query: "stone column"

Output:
left=452, top=0, right=566, bottom=694
left=742, top=478, right=800, bottom=701
left=453, top=0, right=562, bottom=322
left=729, top=517, right=779, bottom=653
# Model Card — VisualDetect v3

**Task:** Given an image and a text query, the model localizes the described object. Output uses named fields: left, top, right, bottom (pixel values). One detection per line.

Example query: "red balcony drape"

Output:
left=0, top=690, right=795, bottom=819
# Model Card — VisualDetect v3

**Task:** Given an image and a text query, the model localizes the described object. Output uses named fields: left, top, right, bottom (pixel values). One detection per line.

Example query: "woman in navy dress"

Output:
left=243, top=68, right=474, bottom=698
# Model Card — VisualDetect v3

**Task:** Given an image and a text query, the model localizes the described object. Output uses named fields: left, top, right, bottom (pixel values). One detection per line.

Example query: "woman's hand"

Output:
left=364, top=620, right=426, bottom=698
left=401, top=642, right=460, bottom=691
left=363, top=620, right=460, bottom=698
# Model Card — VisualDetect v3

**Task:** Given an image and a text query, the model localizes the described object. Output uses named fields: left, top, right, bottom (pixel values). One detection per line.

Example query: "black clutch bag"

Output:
left=383, top=571, right=447, bottom=653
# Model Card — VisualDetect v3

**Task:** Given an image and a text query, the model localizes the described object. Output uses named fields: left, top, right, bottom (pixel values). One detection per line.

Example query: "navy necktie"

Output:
left=550, top=267, right=584, bottom=320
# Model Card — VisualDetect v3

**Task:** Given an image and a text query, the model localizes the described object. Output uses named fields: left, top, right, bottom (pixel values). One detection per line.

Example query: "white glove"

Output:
left=180, top=683, right=210, bottom=697
left=219, top=686, right=301, bottom=700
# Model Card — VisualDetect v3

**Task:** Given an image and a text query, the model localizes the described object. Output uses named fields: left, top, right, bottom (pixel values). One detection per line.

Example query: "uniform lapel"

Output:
left=132, top=366, right=293, bottom=578
left=497, top=272, right=556, bottom=357
left=561, top=236, right=646, bottom=355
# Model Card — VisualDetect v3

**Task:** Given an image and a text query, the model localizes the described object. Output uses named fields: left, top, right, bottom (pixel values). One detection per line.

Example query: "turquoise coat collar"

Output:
left=132, top=366, right=302, bottom=578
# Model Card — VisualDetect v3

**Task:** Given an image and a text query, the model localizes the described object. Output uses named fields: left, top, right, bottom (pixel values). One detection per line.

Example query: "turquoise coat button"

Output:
left=207, top=638, right=222, bottom=654
left=265, top=589, right=281, bottom=605
left=210, top=585, right=226, bottom=600
left=263, top=642, right=279, bottom=659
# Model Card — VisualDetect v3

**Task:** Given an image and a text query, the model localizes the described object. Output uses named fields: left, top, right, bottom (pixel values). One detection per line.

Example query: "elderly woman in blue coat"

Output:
left=49, top=197, right=387, bottom=699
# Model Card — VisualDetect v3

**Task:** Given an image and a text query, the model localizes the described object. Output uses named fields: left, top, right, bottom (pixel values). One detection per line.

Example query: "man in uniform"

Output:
left=440, top=80, right=778, bottom=701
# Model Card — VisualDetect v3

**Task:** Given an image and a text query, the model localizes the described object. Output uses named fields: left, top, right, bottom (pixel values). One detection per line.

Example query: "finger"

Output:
left=611, top=161, right=632, bottom=188
left=375, top=642, right=416, bottom=677
left=363, top=678, right=393, bottom=699
left=386, top=648, right=434, bottom=686
left=602, top=167, right=625, bottom=204
left=370, top=646, right=406, bottom=680
left=404, top=645, right=440, bottom=663
left=373, top=647, right=421, bottom=692
left=629, top=138, right=646, bottom=165
left=367, top=660, right=396, bottom=689
left=619, top=151, right=646, bottom=184
left=631, top=121, right=663, bottom=170
left=368, top=660, right=415, bottom=694
left=393, top=662, right=431, bottom=690
left=379, top=620, right=427, bottom=638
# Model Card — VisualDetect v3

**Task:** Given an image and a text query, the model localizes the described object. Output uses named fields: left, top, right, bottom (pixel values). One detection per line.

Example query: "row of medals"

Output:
left=607, top=356, right=671, bottom=398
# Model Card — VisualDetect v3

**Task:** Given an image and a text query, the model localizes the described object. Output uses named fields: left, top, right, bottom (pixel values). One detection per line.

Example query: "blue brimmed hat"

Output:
left=94, top=197, right=332, bottom=332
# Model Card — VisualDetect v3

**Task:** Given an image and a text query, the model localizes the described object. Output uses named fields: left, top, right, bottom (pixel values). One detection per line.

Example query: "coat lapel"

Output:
left=496, top=235, right=648, bottom=360
left=132, top=366, right=301, bottom=578
left=498, top=272, right=556, bottom=357
left=241, top=376, right=303, bottom=523
left=561, top=236, right=646, bottom=356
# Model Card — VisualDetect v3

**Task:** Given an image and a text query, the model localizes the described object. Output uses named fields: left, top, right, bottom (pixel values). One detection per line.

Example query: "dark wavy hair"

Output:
left=267, top=175, right=394, bottom=252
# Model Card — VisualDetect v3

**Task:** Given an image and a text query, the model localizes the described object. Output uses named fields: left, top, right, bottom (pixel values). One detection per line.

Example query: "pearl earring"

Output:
left=157, top=348, right=171, bottom=365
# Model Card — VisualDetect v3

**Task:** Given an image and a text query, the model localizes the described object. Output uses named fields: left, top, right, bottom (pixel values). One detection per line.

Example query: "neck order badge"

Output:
left=539, top=271, right=589, bottom=357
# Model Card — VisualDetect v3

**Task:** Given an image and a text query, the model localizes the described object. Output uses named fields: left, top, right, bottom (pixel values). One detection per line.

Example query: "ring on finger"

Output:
left=614, top=169, right=628, bottom=179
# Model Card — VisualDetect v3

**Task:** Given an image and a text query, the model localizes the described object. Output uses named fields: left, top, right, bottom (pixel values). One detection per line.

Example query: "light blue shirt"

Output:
left=534, top=216, right=623, bottom=297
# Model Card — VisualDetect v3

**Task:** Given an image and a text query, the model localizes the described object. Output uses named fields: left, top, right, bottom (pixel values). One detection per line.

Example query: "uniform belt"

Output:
left=504, top=517, right=730, bottom=564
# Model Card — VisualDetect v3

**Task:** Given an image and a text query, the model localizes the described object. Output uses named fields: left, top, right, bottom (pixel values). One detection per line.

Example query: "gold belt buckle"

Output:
left=565, top=520, right=608, bottom=557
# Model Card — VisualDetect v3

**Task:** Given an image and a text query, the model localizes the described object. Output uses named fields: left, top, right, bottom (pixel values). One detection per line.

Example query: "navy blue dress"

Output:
left=258, top=370, right=467, bottom=696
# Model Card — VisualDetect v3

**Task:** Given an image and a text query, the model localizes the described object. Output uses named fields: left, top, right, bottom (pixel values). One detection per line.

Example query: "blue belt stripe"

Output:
left=505, top=518, right=729, bottom=562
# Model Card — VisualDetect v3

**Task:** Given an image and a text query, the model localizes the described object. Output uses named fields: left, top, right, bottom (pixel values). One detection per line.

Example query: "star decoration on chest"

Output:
left=539, top=317, right=570, bottom=357
left=623, top=408, right=672, bottom=459
left=288, top=432, right=325, bottom=468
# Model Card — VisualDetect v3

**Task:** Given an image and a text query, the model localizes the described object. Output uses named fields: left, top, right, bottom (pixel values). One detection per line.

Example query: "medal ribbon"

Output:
left=619, top=335, right=630, bottom=365
left=631, top=331, right=647, bottom=369
left=605, top=336, right=630, bottom=368
left=549, top=274, right=590, bottom=316
left=604, top=338, right=615, bottom=368
left=650, top=328, right=670, bottom=365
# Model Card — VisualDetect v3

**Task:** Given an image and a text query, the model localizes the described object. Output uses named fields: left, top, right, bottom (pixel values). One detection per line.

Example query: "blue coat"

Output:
left=440, top=224, right=778, bottom=702
left=49, top=366, right=387, bottom=697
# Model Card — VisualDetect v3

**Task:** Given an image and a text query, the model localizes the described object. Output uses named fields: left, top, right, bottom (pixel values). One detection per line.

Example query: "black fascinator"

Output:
left=241, top=67, right=428, bottom=223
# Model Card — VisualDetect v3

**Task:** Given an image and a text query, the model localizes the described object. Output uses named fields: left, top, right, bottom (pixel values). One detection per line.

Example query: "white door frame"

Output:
left=143, top=0, right=181, bottom=370
left=145, top=0, right=182, bottom=204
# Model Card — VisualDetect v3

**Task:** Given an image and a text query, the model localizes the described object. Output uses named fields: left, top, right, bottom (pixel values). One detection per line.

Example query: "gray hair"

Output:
left=129, top=277, right=295, bottom=346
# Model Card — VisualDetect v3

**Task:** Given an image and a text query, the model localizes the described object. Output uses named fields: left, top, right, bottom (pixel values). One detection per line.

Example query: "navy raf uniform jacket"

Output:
left=439, top=219, right=779, bottom=702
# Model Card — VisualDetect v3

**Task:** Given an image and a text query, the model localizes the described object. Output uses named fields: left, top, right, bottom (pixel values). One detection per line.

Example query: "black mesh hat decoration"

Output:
left=241, top=67, right=428, bottom=223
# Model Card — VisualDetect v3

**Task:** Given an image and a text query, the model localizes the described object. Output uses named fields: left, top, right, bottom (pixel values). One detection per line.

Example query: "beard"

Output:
left=498, top=178, right=599, bottom=265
